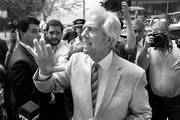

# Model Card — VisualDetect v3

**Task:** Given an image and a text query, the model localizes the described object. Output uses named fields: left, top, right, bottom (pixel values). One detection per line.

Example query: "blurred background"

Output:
left=0, top=0, right=180, bottom=44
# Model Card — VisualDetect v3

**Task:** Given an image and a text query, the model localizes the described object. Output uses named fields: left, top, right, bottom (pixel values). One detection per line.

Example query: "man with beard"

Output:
left=43, top=19, right=70, bottom=120
left=44, top=20, right=69, bottom=68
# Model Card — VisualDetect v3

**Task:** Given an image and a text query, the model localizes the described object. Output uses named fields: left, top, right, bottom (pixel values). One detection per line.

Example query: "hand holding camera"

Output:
left=8, top=19, right=18, bottom=46
left=145, top=31, right=168, bottom=48
left=144, top=32, right=155, bottom=48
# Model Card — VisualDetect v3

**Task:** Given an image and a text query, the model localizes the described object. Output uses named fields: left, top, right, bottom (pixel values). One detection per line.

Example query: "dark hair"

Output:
left=18, top=16, right=40, bottom=33
left=119, top=19, right=124, bottom=29
left=100, top=0, right=122, bottom=12
left=46, top=19, right=64, bottom=32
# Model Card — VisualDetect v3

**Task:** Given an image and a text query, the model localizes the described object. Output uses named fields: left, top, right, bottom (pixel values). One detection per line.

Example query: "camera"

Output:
left=175, top=39, right=180, bottom=48
left=8, top=19, right=18, bottom=31
left=100, top=0, right=122, bottom=12
left=149, top=32, right=168, bottom=47
left=100, top=0, right=131, bottom=12
left=8, top=19, right=18, bottom=40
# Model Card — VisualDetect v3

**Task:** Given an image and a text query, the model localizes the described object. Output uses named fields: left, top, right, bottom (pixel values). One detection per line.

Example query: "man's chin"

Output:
left=50, top=41, right=60, bottom=46
left=83, top=48, right=89, bottom=54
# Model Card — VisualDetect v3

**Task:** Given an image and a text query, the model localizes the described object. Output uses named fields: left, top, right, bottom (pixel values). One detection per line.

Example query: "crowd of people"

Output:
left=0, top=1, right=180, bottom=120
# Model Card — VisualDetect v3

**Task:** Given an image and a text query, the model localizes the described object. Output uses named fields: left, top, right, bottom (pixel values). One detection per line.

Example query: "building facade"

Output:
left=131, top=0, right=180, bottom=16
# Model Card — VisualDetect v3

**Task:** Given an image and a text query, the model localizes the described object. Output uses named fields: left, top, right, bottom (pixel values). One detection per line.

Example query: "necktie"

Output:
left=91, top=63, right=100, bottom=115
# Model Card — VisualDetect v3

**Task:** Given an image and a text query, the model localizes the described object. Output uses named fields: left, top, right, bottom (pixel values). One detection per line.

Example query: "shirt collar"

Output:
left=96, top=50, right=113, bottom=71
left=137, top=39, right=144, bottom=47
left=53, top=41, right=68, bottom=53
left=19, top=41, right=28, bottom=49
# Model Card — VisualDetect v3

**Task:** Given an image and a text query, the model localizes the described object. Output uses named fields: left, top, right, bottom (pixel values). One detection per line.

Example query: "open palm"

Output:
left=26, top=39, right=65, bottom=75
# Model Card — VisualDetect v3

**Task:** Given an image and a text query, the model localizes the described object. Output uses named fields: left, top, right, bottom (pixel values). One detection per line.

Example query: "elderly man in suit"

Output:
left=27, top=6, right=152, bottom=120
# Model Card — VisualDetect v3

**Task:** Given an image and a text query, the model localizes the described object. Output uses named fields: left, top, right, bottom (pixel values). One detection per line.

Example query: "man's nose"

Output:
left=52, top=33, right=58, bottom=38
left=37, top=34, right=41, bottom=40
left=81, top=28, right=87, bottom=38
left=135, top=32, right=139, bottom=36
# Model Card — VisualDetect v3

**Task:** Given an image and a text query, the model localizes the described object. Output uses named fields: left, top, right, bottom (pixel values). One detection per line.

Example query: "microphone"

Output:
left=17, top=101, right=40, bottom=120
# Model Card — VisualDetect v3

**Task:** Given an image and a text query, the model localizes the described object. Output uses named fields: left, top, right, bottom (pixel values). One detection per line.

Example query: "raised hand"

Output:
left=144, top=32, right=154, bottom=48
left=26, top=39, right=65, bottom=75
left=121, top=1, right=131, bottom=21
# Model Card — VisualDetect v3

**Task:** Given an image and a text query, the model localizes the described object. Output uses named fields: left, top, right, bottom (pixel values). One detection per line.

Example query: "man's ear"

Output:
left=19, top=31, right=24, bottom=39
left=106, top=37, right=113, bottom=47
left=44, top=31, right=47, bottom=36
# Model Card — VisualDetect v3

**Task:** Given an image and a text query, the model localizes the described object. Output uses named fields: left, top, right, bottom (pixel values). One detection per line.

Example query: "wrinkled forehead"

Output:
left=48, top=25, right=62, bottom=32
left=85, top=14, right=105, bottom=29
left=86, top=6, right=106, bottom=24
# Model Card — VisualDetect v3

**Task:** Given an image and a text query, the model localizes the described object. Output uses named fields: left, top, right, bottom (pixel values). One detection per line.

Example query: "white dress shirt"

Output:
left=91, top=51, right=113, bottom=113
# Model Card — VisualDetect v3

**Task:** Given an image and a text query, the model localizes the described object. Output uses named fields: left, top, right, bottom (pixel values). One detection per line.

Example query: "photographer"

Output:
left=2, top=19, right=18, bottom=120
left=136, top=21, right=180, bottom=120
left=4, top=19, right=18, bottom=68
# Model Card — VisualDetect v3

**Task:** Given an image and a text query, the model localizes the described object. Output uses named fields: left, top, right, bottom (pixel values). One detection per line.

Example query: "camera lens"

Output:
left=154, top=35, right=163, bottom=43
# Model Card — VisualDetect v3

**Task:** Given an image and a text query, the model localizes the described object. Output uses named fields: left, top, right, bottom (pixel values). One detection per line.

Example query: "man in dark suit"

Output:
left=7, top=16, right=41, bottom=119
left=0, top=39, right=8, bottom=119
left=7, top=16, right=54, bottom=120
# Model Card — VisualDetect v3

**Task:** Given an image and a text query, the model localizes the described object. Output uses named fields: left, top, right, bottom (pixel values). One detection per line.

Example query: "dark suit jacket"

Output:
left=8, top=44, right=68, bottom=120
left=8, top=44, right=40, bottom=115
left=0, top=39, right=8, bottom=82
left=0, top=39, right=8, bottom=66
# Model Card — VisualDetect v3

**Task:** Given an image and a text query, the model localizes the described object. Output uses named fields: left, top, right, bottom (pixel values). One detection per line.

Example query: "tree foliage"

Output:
left=0, top=0, right=45, bottom=20
left=42, top=0, right=82, bottom=22
left=0, top=0, right=45, bottom=30
left=0, top=0, right=82, bottom=30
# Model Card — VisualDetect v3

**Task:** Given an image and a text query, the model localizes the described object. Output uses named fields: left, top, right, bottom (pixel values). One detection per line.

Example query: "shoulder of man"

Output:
left=115, top=53, right=145, bottom=75
left=10, top=45, right=32, bottom=67
left=70, top=52, right=90, bottom=64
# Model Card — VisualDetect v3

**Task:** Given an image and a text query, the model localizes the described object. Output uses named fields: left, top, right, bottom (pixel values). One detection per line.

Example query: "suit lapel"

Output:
left=96, top=53, right=122, bottom=117
left=19, top=44, right=38, bottom=69
left=78, top=56, right=94, bottom=119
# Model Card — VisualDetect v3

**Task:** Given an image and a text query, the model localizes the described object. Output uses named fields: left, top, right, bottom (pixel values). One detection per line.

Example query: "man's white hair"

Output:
left=86, top=6, right=121, bottom=42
